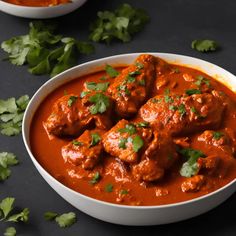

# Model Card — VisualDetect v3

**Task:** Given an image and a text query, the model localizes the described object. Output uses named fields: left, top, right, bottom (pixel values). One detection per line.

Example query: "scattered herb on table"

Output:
left=0, top=95, right=29, bottom=136
left=4, top=227, right=16, bottom=236
left=191, top=39, right=219, bottom=52
left=0, top=152, right=19, bottom=181
left=89, top=3, right=149, bottom=44
left=0, top=197, right=29, bottom=223
left=44, top=211, right=77, bottom=228
left=1, top=21, right=94, bottom=77
left=178, top=148, right=206, bottom=177
left=89, top=93, right=110, bottom=114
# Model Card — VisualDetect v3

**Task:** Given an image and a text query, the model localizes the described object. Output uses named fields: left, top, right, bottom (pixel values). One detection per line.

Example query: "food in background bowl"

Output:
left=23, top=53, right=236, bottom=225
left=2, top=0, right=71, bottom=7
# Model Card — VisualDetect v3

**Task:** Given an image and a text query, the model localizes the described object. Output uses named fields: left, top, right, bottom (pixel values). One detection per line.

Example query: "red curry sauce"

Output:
left=30, top=56, right=236, bottom=206
left=4, top=0, right=70, bottom=7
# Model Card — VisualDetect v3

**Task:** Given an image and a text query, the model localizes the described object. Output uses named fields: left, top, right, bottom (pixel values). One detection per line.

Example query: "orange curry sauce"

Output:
left=4, top=0, right=70, bottom=7
left=30, top=59, right=236, bottom=206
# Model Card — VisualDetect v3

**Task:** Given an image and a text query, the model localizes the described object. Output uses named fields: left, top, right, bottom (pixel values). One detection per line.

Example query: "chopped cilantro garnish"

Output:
left=178, top=148, right=205, bottom=177
left=105, top=65, right=119, bottom=78
left=190, top=107, right=197, bottom=113
left=67, top=96, right=78, bottom=107
left=164, top=95, right=173, bottom=103
left=80, top=91, right=91, bottom=98
left=90, top=172, right=101, bottom=184
left=129, top=70, right=141, bottom=76
left=136, top=121, right=149, bottom=128
left=89, top=3, right=149, bottom=44
left=0, top=152, right=19, bottom=181
left=191, top=39, right=219, bottom=53
left=118, top=124, right=137, bottom=135
left=195, top=75, right=210, bottom=87
left=89, top=93, right=110, bottom=114
left=132, top=135, right=144, bottom=152
left=126, top=75, right=136, bottom=83
left=139, top=79, right=145, bottom=86
left=118, top=137, right=128, bottom=149
left=135, top=62, right=144, bottom=69
left=90, top=133, right=101, bottom=147
left=213, top=132, right=224, bottom=140
left=178, top=104, right=186, bottom=117
left=99, top=76, right=108, bottom=81
left=185, top=89, right=201, bottom=95
left=151, top=98, right=162, bottom=103
left=72, top=140, right=83, bottom=146
left=169, top=105, right=178, bottom=111
left=120, top=189, right=129, bottom=195
left=86, top=81, right=110, bottom=92
left=105, top=183, right=113, bottom=192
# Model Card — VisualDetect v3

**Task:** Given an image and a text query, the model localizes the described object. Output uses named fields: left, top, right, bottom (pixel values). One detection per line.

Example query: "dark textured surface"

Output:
left=0, top=0, right=236, bottom=235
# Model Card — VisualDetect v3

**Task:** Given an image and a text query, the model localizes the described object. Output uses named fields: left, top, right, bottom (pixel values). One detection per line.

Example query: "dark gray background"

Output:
left=0, top=0, right=236, bottom=235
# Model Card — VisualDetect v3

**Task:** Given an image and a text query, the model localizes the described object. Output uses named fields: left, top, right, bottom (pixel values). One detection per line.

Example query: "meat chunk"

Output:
left=43, top=92, right=113, bottom=139
left=103, top=119, right=178, bottom=182
left=102, top=119, right=153, bottom=163
left=62, top=129, right=105, bottom=170
left=107, top=54, right=156, bottom=117
left=181, top=175, right=205, bottom=192
left=139, top=92, right=225, bottom=136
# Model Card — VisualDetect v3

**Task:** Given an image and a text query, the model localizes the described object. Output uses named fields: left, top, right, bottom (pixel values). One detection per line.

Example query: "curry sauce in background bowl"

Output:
left=22, top=53, right=236, bottom=225
left=0, top=0, right=87, bottom=18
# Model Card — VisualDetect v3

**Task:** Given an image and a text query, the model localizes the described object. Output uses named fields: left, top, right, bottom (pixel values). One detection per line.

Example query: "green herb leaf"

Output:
left=179, top=148, right=205, bottom=177
left=44, top=211, right=58, bottom=221
left=80, top=91, right=91, bottom=98
left=89, top=93, right=110, bottom=114
left=55, top=212, right=76, bottom=228
left=132, top=135, right=144, bottom=152
left=191, top=39, right=219, bottom=52
left=89, top=3, right=149, bottom=44
left=90, top=172, right=101, bottom=185
left=7, top=208, right=29, bottom=223
left=213, top=131, right=224, bottom=140
left=126, top=75, right=136, bottom=83
left=90, top=133, right=101, bottom=147
left=86, top=82, right=110, bottom=92
left=135, top=62, right=144, bottom=69
left=0, top=197, right=15, bottom=219
left=169, top=105, right=178, bottom=111
left=67, top=96, right=78, bottom=107
left=4, top=227, right=16, bottom=236
left=105, top=183, right=113, bottom=192
left=72, top=140, right=83, bottom=146
left=136, top=121, right=149, bottom=128
left=118, top=137, right=128, bottom=149
left=195, top=75, right=210, bottom=87
left=129, top=70, right=141, bottom=76
left=178, top=104, right=186, bottom=117
left=120, top=189, right=129, bottom=195
left=105, top=65, right=119, bottom=77
left=185, top=89, right=201, bottom=95
left=118, top=124, right=136, bottom=135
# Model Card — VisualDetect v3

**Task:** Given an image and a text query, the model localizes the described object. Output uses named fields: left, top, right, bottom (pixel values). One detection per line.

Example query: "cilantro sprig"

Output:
left=4, top=227, right=16, bottom=236
left=191, top=39, right=219, bottom=52
left=89, top=3, right=149, bottom=44
left=0, top=95, right=29, bottom=136
left=1, top=21, right=94, bottom=77
left=0, top=152, right=19, bottom=181
left=89, top=93, right=110, bottom=114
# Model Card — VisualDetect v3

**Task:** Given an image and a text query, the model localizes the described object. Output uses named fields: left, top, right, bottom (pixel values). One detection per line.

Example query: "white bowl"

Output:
left=22, top=53, right=236, bottom=225
left=0, top=0, right=87, bottom=19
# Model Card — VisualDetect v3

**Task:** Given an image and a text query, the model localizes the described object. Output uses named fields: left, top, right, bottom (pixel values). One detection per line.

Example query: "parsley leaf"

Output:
left=191, top=39, right=219, bottom=52
left=0, top=95, right=29, bottom=136
left=0, top=197, right=15, bottom=219
left=105, top=183, right=113, bottom=192
left=4, top=227, right=16, bottom=236
left=55, top=212, right=76, bottom=228
left=89, top=93, right=110, bottom=114
left=44, top=211, right=58, bottom=221
left=90, top=172, right=101, bottom=185
left=132, top=135, right=144, bottom=152
left=118, top=137, right=128, bottom=149
left=90, top=133, right=101, bottom=147
left=0, top=152, right=19, bottom=181
left=185, top=89, right=201, bottom=95
left=118, top=124, right=136, bottom=135
left=67, top=96, right=78, bottom=107
left=179, top=148, right=205, bottom=177
left=7, top=208, right=29, bottom=223
left=105, top=65, right=119, bottom=77
left=213, top=132, right=224, bottom=140
left=86, top=82, right=110, bottom=92
left=80, top=91, right=91, bottom=98
left=89, top=3, right=149, bottom=44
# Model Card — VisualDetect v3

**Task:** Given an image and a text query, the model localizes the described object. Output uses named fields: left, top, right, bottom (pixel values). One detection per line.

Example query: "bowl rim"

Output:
left=0, top=0, right=83, bottom=9
left=22, top=52, right=236, bottom=210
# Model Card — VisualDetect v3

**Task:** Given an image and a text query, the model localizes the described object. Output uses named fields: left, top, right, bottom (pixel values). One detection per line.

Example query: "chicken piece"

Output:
left=198, top=155, right=220, bottom=175
left=181, top=175, right=205, bottom=193
left=139, top=92, right=225, bottom=136
left=102, top=119, right=153, bottom=163
left=43, top=92, right=113, bottom=139
left=103, top=119, right=178, bottom=182
left=197, top=130, right=236, bottom=156
left=107, top=54, right=156, bottom=117
left=62, top=129, right=105, bottom=170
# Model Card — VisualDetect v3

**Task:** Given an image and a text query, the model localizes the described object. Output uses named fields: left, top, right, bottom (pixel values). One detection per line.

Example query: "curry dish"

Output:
left=3, top=0, right=71, bottom=7
left=30, top=54, right=236, bottom=206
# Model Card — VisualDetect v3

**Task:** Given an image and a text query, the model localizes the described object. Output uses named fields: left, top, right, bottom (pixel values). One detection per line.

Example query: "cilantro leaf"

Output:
left=213, top=131, right=224, bottom=140
left=0, top=197, right=15, bottom=219
left=4, top=227, right=16, bottom=236
left=7, top=208, right=29, bottom=223
left=179, top=148, right=206, bottom=177
left=195, top=75, right=211, bottom=87
left=105, top=183, right=113, bottom=192
left=105, top=65, right=119, bottom=78
left=185, top=89, right=201, bottom=95
left=120, top=189, right=129, bottom=195
left=136, top=121, right=149, bottom=128
left=132, top=135, right=144, bottom=152
left=86, top=82, right=110, bottom=92
left=67, top=96, right=78, bottom=107
left=72, top=140, right=83, bottom=146
left=118, top=124, right=136, bottom=135
left=90, top=133, right=101, bottom=147
left=178, top=104, right=186, bottom=117
left=90, top=172, right=101, bottom=185
left=191, top=39, right=219, bottom=52
left=44, top=211, right=58, bottom=221
left=55, top=212, right=76, bottom=228
left=118, top=137, right=128, bottom=149
left=89, top=93, right=110, bottom=114
left=89, top=3, right=149, bottom=44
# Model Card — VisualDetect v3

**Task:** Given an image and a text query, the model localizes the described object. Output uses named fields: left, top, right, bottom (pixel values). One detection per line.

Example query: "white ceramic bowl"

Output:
left=0, top=0, right=87, bottom=19
left=22, top=53, right=236, bottom=225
